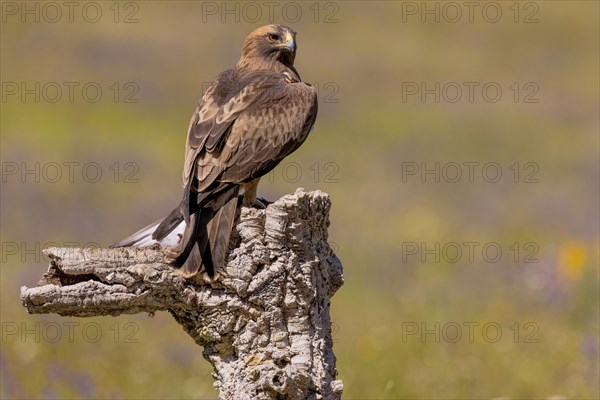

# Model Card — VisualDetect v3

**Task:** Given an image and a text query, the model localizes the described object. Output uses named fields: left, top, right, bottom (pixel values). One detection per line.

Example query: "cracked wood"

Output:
left=21, top=189, right=344, bottom=400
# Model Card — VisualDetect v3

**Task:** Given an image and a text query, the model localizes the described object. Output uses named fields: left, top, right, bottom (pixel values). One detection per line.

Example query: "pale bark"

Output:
left=21, top=189, right=344, bottom=400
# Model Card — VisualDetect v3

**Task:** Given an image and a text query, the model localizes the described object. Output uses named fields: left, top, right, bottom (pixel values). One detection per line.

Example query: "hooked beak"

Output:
left=278, top=31, right=296, bottom=53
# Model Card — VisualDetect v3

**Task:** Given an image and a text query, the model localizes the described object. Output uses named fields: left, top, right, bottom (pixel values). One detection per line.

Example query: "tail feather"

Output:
left=175, top=186, right=240, bottom=277
left=177, top=209, right=210, bottom=276
left=152, top=202, right=185, bottom=241
left=178, top=213, right=204, bottom=276
left=112, top=186, right=240, bottom=278
left=110, top=217, right=185, bottom=249
left=205, top=192, right=238, bottom=275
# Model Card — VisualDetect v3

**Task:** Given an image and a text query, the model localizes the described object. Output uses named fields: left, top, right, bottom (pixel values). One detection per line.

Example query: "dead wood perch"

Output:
left=20, top=189, right=344, bottom=400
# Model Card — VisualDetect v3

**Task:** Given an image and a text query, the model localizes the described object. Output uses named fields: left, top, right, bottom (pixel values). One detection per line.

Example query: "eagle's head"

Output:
left=240, top=25, right=297, bottom=67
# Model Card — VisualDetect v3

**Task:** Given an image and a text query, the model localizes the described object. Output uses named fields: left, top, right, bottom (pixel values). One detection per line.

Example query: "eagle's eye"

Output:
left=267, top=34, right=279, bottom=42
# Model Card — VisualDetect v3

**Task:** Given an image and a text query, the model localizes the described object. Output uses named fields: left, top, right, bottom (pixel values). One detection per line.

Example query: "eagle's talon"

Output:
left=202, top=271, right=221, bottom=283
left=163, top=247, right=180, bottom=261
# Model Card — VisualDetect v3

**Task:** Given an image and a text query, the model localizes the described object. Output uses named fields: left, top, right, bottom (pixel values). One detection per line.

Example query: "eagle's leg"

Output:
left=242, top=178, right=267, bottom=209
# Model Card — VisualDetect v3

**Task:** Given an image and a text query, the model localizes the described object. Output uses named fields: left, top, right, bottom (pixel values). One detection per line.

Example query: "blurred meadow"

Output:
left=1, top=1, right=598, bottom=398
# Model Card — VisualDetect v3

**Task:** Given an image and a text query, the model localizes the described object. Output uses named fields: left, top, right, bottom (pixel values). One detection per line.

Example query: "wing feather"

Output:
left=219, top=80, right=318, bottom=183
left=183, top=71, right=317, bottom=203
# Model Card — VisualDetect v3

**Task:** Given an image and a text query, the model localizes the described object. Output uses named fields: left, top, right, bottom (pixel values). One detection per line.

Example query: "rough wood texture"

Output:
left=20, top=189, right=344, bottom=400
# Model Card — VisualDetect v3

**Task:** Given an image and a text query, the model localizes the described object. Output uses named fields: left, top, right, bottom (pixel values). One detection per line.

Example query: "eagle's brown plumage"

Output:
left=112, top=25, right=318, bottom=278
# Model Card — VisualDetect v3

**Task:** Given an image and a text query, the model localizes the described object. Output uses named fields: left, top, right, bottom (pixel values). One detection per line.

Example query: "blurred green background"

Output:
left=1, top=1, right=598, bottom=398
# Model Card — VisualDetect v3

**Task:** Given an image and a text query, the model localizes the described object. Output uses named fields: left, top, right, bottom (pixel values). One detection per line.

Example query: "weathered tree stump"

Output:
left=20, top=189, right=344, bottom=399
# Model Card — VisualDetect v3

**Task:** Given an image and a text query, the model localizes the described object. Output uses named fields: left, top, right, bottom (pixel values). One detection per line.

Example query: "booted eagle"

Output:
left=112, top=25, right=318, bottom=278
